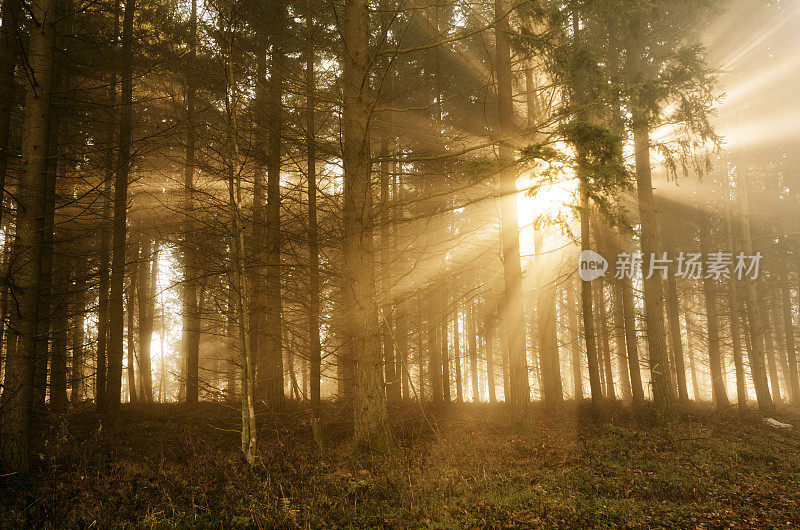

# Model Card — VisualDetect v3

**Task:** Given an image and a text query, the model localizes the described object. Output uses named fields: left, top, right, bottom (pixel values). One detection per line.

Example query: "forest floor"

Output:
left=2, top=400, right=800, bottom=528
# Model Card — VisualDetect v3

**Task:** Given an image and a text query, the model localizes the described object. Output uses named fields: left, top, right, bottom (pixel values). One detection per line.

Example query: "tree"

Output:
left=342, top=0, right=396, bottom=452
left=0, top=0, right=59, bottom=472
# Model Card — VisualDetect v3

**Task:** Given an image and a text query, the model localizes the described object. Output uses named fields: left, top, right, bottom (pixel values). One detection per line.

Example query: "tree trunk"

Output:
left=0, top=0, right=21, bottom=227
left=71, top=260, right=87, bottom=403
left=698, top=212, right=730, bottom=410
left=484, top=304, right=498, bottom=404
left=779, top=267, right=799, bottom=407
left=261, top=0, right=285, bottom=410
left=0, top=0, right=57, bottom=472
left=137, top=239, right=156, bottom=403
left=343, top=0, right=395, bottom=452
left=453, top=307, right=463, bottom=402
left=306, top=0, right=323, bottom=444
left=125, top=246, right=138, bottom=404
left=107, top=0, right=136, bottom=416
left=612, top=279, right=632, bottom=402
left=183, top=0, right=200, bottom=407
left=495, top=0, right=529, bottom=418
left=627, top=16, right=673, bottom=412
left=734, top=160, right=773, bottom=412
left=567, top=274, right=583, bottom=401
left=665, top=255, right=689, bottom=404
left=468, top=301, right=479, bottom=402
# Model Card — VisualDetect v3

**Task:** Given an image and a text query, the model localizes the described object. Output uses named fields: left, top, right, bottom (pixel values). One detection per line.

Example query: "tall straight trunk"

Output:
left=665, top=256, right=689, bottom=404
left=107, top=0, right=136, bottom=415
left=305, top=0, right=323, bottom=442
left=468, top=301, right=479, bottom=402
left=484, top=305, right=498, bottom=404
left=779, top=267, right=799, bottom=406
left=762, top=300, right=781, bottom=403
left=627, top=17, right=673, bottom=412
left=380, top=131, right=398, bottom=402
left=441, top=289, right=450, bottom=403
left=71, top=261, right=87, bottom=403
left=596, top=278, right=615, bottom=400
left=612, top=279, right=632, bottom=402
left=50, top=245, right=70, bottom=411
left=125, top=248, right=137, bottom=403
left=534, top=225, right=562, bottom=406
left=343, top=0, right=395, bottom=452
left=96, top=1, right=119, bottom=413
left=453, top=307, right=463, bottom=402
left=734, top=161, right=773, bottom=411
left=183, top=0, right=200, bottom=406
left=34, top=85, right=59, bottom=409
left=621, top=270, right=646, bottom=408
left=416, top=305, right=425, bottom=401
left=495, top=0, right=529, bottom=418
left=567, top=274, right=583, bottom=400
left=428, top=300, right=442, bottom=403
left=224, top=24, right=256, bottom=463
left=722, top=172, right=748, bottom=411
left=397, top=301, right=410, bottom=400
left=137, top=239, right=155, bottom=403
left=684, top=299, right=701, bottom=400
left=0, top=0, right=57, bottom=472
left=0, top=0, right=21, bottom=227
left=698, top=213, right=730, bottom=409
left=261, top=0, right=285, bottom=409
left=772, top=298, right=791, bottom=403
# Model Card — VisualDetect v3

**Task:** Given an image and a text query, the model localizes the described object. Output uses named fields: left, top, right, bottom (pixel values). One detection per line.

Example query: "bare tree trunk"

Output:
left=343, top=0, right=395, bottom=452
left=621, top=268, right=645, bottom=408
left=262, top=0, right=285, bottom=410
left=735, top=161, right=773, bottom=412
left=71, top=261, right=87, bottom=403
left=0, top=0, right=57, bottom=471
left=684, top=298, right=701, bottom=400
left=107, top=0, right=136, bottom=416
left=224, top=20, right=256, bottom=463
left=428, top=297, right=442, bottom=404
left=567, top=274, right=583, bottom=401
left=484, top=304, right=497, bottom=404
left=125, top=245, right=138, bottom=404
left=468, top=301, right=479, bottom=402
left=698, top=212, right=730, bottom=410
left=495, top=0, right=529, bottom=418
left=305, top=0, right=323, bottom=444
left=441, top=289, right=451, bottom=403
left=0, top=0, right=21, bottom=227
left=612, top=279, right=632, bottom=402
left=453, top=307, right=463, bottom=402
left=627, top=16, right=673, bottom=412
left=596, top=278, right=615, bottom=400
left=779, top=267, right=799, bottom=407
left=665, top=256, right=689, bottom=404
left=137, top=239, right=156, bottom=403
left=183, top=0, right=200, bottom=407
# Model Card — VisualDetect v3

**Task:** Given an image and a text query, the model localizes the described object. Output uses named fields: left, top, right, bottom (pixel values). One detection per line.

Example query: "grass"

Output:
left=2, top=400, right=800, bottom=527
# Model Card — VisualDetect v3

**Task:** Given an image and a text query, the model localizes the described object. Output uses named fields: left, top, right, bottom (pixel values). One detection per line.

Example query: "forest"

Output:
left=1, top=0, right=800, bottom=526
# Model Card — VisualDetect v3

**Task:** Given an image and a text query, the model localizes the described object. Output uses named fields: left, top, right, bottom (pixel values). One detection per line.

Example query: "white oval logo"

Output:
left=579, top=250, right=608, bottom=282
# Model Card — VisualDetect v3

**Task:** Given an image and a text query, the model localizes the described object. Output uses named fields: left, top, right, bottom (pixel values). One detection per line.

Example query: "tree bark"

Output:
left=0, top=0, right=57, bottom=472
left=183, top=0, right=200, bottom=407
left=734, top=160, right=773, bottom=412
left=107, top=0, right=136, bottom=416
left=495, top=0, right=529, bottom=419
left=698, top=212, right=730, bottom=410
left=343, top=0, right=396, bottom=452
